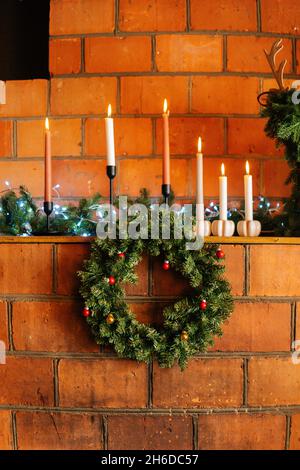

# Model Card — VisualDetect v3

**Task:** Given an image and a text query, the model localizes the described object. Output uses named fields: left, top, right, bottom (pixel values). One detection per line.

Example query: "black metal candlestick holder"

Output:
left=162, top=183, right=171, bottom=205
left=44, top=201, right=53, bottom=233
left=107, top=165, right=116, bottom=206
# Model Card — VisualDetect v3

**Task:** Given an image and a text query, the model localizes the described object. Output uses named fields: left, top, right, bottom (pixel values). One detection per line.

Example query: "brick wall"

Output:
left=0, top=0, right=299, bottom=201
left=0, top=239, right=299, bottom=450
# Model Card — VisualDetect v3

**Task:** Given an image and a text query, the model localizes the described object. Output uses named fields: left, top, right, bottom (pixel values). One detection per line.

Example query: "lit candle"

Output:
left=44, top=117, right=52, bottom=203
left=105, top=104, right=115, bottom=166
left=196, top=136, right=204, bottom=216
left=244, top=161, right=253, bottom=221
left=162, top=99, right=170, bottom=185
left=219, top=163, right=227, bottom=220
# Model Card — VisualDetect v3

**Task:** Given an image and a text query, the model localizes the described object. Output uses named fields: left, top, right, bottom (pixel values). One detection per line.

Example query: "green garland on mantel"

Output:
left=78, top=208, right=233, bottom=369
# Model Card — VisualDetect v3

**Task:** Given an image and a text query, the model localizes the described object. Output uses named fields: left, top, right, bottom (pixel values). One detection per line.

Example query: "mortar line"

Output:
left=256, top=0, right=262, bottom=33
left=186, top=0, right=191, bottom=32
left=223, top=117, right=228, bottom=155
left=11, top=411, right=18, bottom=450
left=187, top=76, right=193, bottom=113
left=292, top=38, right=297, bottom=75
left=12, top=120, right=17, bottom=159
left=114, top=0, right=120, bottom=34
left=81, top=37, right=85, bottom=73
left=285, top=415, right=291, bottom=450
left=244, top=245, right=250, bottom=296
left=116, top=76, right=121, bottom=114
left=242, top=357, right=249, bottom=407
left=53, top=358, right=60, bottom=407
left=291, top=302, right=297, bottom=350
left=148, top=360, right=153, bottom=408
left=2, top=405, right=300, bottom=415
left=81, top=117, right=85, bottom=158
left=192, top=415, right=198, bottom=450
left=223, top=35, right=227, bottom=72
left=7, top=301, right=14, bottom=351
left=47, top=79, right=51, bottom=116
left=151, top=36, right=157, bottom=72
left=102, top=415, right=108, bottom=450
left=151, top=117, right=156, bottom=155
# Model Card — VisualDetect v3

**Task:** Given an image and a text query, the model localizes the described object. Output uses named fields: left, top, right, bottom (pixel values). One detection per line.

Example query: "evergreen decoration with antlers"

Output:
left=259, top=39, right=300, bottom=235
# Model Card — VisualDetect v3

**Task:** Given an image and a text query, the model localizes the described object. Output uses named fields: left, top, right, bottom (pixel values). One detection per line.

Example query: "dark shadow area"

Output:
left=0, top=0, right=49, bottom=80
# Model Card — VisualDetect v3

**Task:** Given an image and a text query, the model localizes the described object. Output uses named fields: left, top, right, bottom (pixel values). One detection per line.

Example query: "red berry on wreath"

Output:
left=163, top=260, right=170, bottom=271
left=83, top=306, right=90, bottom=317
left=108, top=276, right=116, bottom=286
left=118, top=252, right=125, bottom=259
left=200, top=300, right=207, bottom=310
left=216, top=249, right=225, bottom=259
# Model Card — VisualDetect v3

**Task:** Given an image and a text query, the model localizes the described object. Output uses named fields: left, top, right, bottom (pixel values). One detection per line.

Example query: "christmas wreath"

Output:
left=79, top=208, right=233, bottom=369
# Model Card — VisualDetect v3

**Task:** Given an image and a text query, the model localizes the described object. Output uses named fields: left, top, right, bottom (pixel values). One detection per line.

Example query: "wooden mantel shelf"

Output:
left=0, top=235, right=299, bottom=244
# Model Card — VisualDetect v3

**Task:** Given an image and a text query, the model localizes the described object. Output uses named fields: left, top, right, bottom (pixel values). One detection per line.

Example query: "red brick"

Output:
left=50, top=0, right=114, bottom=35
left=52, top=159, right=109, bottom=198
left=228, top=118, right=283, bottom=157
left=227, top=36, right=292, bottom=73
left=213, top=302, right=291, bottom=352
left=152, top=257, right=193, bottom=297
left=12, top=301, right=98, bottom=353
left=56, top=244, right=90, bottom=296
left=0, top=244, right=52, bottom=295
left=0, top=302, right=8, bottom=346
left=221, top=245, right=244, bottom=296
left=85, top=37, right=152, bottom=73
left=59, top=359, right=147, bottom=408
left=261, top=0, right=300, bottom=34
left=51, top=77, right=117, bottom=115
left=192, top=76, right=260, bottom=115
left=153, top=359, right=243, bottom=408
left=17, top=412, right=103, bottom=450
left=262, top=77, right=295, bottom=93
left=130, top=302, right=169, bottom=325
left=85, top=117, right=152, bottom=157
left=0, top=411, right=12, bottom=450
left=49, top=38, right=81, bottom=75
left=290, top=414, right=300, bottom=450
left=0, top=357, right=53, bottom=406
left=0, top=80, right=47, bottom=117
left=190, top=0, right=257, bottom=31
left=0, top=161, right=44, bottom=197
left=198, top=414, right=286, bottom=450
left=125, top=255, right=149, bottom=296
left=108, top=416, right=192, bottom=450
left=119, top=158, right=189, bottom=197
left=0, top=121, right=12, bottom=157
left=156, top=35, right=223, bottom=72
left=119, top=0, right=186, bottom=32
left=248, top=357, right=300, bottom=406
left=120, top=76, right=189, bottom=114
left=156, top=117, right=224, bottom=156
left=262, top=160, right=290, bottom=198
left=17, top=119, right=82, bottom=157
left=249, top=245, right=300, bottom=297
left=190, top=158, right=261, bottom=197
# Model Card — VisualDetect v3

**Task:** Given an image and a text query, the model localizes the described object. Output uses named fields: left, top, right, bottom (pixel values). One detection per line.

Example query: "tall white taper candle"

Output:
left=219, top=163, right=227, bottom=220
left=105, top=104, right=115, bottom=166
left=244, top=160, right=253, bottom=221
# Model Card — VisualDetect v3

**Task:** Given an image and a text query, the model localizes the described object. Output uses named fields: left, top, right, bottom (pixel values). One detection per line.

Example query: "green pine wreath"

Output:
left=79, top=211, right=233, bottom=369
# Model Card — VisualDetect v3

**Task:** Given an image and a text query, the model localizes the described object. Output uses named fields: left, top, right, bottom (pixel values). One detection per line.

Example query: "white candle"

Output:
left=219, top=163, right=227, bottom=220
left=105, top=104, right=115, bottom=166
left=244, top=160, right=253, bottom=221
left=196, top=137, right=205, bottom=232
left=0, top=81, right=6, bottom=104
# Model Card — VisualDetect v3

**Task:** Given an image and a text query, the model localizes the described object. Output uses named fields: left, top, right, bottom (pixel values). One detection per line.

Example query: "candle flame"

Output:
left=197, top=137, right=202, bottom=153
left=246, top=160, right=250, bottom=175
left=221, top=163, right=225, bottom=176
left=163, top=98, right=168, bottom=114
left=45, top=117, right=49, bottom=131
left=107, top=104, right=112, bottom=117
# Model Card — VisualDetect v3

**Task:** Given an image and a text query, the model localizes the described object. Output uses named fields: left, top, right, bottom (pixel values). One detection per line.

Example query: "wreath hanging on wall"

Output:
left=79, top=208, right=233, bottom=369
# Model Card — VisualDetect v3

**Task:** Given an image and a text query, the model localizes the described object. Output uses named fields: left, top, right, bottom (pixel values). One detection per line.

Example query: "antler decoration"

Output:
left=264, top=39, right=287, bottom=90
